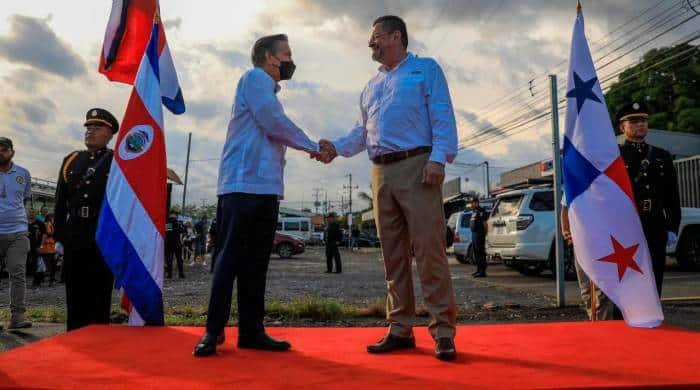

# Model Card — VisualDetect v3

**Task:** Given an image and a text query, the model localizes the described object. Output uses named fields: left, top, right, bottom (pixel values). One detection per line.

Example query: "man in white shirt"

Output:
left=194, top=34, right=322, bottom=357
left=0, top=137, right=32, bottom=330
left=317, top=15, right=458, bottom=361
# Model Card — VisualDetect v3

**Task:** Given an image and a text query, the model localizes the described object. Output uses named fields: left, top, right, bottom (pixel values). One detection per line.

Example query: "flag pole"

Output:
left=590, top=281, right=597, bottom=321
left=550, top=74, right=566, bottom=307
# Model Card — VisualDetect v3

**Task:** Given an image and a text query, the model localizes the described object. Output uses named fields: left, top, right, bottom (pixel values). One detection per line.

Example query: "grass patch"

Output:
left=2, top=297, right=389, bottom=326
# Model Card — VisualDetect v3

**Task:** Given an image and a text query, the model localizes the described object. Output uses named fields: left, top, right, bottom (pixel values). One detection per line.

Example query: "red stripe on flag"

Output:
left=604, top=156, right=635, bottom=206
left=114, top=89, right=167, bottom=236
left=99, top=0, right=158, bottom=84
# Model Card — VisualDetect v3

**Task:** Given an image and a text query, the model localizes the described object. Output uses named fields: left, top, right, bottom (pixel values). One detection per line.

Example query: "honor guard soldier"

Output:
left=616, top=102, right=681, bottom=296
left=54, top=108, right=119, bottom=331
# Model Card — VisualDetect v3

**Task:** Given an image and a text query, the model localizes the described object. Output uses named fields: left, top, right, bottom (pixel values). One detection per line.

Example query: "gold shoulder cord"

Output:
left=62, top=152, right=80, bottom=182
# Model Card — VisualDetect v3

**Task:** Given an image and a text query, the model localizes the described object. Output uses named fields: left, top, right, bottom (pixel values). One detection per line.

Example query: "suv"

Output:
left=486, top=187, right=576, bottom=279
left=448, top=210, right=473, bottom=264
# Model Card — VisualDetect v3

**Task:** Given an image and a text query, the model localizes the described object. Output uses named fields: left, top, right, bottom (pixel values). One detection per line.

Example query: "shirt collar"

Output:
left=255, top=67, right=281, bottom=94
left=378, top=52, right=414, bottom=73
left=1, top=162, right=17, bottom=174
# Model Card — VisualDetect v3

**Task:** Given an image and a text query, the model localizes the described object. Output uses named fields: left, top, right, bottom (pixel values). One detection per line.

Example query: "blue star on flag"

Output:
left=566, top=72, right=601, bottom=113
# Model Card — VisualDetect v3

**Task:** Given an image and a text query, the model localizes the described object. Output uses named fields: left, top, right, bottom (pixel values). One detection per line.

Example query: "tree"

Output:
left=605, top=43, right=699, bottom=134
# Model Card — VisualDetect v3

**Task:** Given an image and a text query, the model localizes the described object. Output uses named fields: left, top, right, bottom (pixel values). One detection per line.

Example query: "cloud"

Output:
left=164, top=17, right=182, bottom=31
left=0, top=15, right=86, bottom=79
left=199, top=44, right=249, bottom=68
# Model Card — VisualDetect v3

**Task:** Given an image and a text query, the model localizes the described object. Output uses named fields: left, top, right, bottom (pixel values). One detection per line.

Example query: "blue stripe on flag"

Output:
left=162, top=87, right=185, bottom=114
left=562, top=136, right=602, bottom=205
left=147, top=24, right=160, bottom=82
left=96, top=201, right=164, bottom=325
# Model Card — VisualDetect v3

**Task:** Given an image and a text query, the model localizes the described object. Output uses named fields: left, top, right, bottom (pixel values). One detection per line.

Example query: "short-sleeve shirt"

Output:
left=0, top=163, right=32, bottom=234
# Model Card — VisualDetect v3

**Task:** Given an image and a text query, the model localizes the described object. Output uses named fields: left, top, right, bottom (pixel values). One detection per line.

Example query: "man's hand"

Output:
left=422, top=161, right=445, bottom=186
left=312, top=139, right=337, bottom=164
left=562, top=230, right=572, bottom=243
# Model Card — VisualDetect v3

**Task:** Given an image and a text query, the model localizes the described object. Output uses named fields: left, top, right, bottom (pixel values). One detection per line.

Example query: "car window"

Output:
left=447, top=213, right=460, bottom=228
left=285, top=221, right=300, bottom=230
left=300, top=221, right=309, bottom=231
left=492, top=195, right=524, bottom=217
left=459, top=213, right=472, bottom=228
left=529, top=191, right=554, bottom=211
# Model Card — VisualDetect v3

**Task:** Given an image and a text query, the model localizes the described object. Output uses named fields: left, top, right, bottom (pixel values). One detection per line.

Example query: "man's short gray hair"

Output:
left=251, top=34, right=288, bottom=67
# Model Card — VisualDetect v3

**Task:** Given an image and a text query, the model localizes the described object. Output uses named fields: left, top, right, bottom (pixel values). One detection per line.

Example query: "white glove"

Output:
left=667, top=231, right=678, bottom=245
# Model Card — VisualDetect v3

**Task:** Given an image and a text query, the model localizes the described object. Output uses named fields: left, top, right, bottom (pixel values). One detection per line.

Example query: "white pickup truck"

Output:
left=486, top=187, right=700, bottom=275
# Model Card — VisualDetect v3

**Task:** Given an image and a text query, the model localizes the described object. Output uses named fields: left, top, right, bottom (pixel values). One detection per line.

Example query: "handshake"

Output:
left=310, top=139, right=338, bottom=164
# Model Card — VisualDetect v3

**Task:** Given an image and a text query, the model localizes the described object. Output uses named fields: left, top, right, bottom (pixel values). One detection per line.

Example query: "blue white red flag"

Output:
left=96, top=18, right=168, bottom=326
left=100, top=0, right=185, bottom=114
left=562, top=9, right=663, bottom=327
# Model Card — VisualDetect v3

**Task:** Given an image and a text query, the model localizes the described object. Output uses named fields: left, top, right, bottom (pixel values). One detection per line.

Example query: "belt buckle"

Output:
left=642, top=199, right=652, bottom=212
left=80, top=206, right=90, bottom=218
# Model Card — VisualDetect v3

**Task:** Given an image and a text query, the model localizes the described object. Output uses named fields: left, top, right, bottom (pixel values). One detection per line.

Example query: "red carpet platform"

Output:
left=1, top=321, right=699, bottom=389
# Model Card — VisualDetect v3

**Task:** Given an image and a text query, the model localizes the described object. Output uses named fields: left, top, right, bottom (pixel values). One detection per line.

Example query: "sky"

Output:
left=0, top=0, right=695, bottom=214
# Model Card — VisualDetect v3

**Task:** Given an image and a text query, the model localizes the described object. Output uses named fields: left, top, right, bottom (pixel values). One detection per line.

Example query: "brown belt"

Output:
left=371, top=146, right=431, bottom=165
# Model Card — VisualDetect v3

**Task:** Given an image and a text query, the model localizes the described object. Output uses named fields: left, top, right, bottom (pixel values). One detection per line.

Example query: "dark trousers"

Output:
left=64, top=243, right=114, bottom=331
left=205, top=193, right=279, bottom=337
left=472, top=233, right=486, bottom=272
left=165, top=244, right=184, bottom=277
left=641, top=217, right=668, bottom=296
left=325, top=244, right=341, bottom=272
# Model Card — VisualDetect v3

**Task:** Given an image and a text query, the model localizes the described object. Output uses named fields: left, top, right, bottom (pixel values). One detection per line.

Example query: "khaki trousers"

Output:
left=371, top=153, right=456, bottom=339
left=574, top=258, right=616, bottom=320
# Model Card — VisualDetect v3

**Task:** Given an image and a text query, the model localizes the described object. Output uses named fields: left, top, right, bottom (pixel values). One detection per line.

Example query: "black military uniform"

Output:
left=470, top=202, right=488, bottom=277
left=165, top=212, right=184, bottom=279
left=54, top=108, right=119, bottom=331
left=325, top=215, right=342, bottom=273
left=617, top=102, right=681, bottom=295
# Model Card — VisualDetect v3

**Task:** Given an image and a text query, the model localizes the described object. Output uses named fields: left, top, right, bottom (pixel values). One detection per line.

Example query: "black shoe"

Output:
left=473, top=272, right=487, bottom=278
left=179, top=273, right=186, bottom=279
left=435, top=338, right=456, bottom=361
left=238, top=333, right=291, bottom=351
left=367, top=334, right=416, bottom=354
left=324, top=271, right=332, bottom=273
left=193, top=331, right=225, bottom=357
left=166, top=273, right=173, bottom=279
left=471, top=271, right=480, bottom=277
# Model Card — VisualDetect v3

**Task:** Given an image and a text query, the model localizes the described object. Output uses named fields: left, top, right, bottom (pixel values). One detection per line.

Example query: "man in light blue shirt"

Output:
left=195, top=34, right=321, bottom=357
left=318, top=15, right=458, bottom=361
left=0, top=137, right=32, bottom=329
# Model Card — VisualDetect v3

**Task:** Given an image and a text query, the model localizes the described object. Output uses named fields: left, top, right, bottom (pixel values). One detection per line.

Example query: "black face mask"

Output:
left=275, top=56, right=296, bottom=80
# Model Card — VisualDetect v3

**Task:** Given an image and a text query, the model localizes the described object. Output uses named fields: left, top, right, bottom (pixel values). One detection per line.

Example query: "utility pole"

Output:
left=181, top=132, right=192, bottom=215
left=484, top=160, right=490, bottom=197
left=312, top=188, right=323, bottom=214
left=344, top=174, right=358, bottom=248
left=550, top=74, right=566, bottom=307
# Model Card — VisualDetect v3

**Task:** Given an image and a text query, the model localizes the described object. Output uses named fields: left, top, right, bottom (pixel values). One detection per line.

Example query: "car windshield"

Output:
left=492, top=195, right=524, bottom=217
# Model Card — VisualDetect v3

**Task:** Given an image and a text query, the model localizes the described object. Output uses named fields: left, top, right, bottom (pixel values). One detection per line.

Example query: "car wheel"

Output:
left=455, top=254, right=467, bottom=264
left=677, top=227, right=700, bottom=271
left=518, top=263, right=545, bottom=276
left=277, top=243, right=294, bottom=259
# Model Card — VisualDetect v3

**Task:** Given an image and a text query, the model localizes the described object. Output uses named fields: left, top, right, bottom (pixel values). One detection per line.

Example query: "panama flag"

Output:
left=96, top=17, right=168, bottom=326
left=562, top=8, right=663, bottom=327
left=100, top=0, right=185, bottom=114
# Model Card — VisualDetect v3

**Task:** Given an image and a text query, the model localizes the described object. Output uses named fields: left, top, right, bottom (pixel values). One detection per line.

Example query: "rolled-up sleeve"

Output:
left=333, top=93, right=368, bottom=157
left=426, top=61, right=458, bottom=165
left=245, top=70, right=319, bottom=153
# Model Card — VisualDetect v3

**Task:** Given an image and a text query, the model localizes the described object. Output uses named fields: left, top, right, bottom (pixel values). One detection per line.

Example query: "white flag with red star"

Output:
left=562, top=9, right=663, bottom=327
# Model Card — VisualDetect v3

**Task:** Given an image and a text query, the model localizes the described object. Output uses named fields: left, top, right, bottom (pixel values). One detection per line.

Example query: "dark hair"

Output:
left=251, top=34, right=288, bottom=67
left=373, top=15, right=408, bottom=49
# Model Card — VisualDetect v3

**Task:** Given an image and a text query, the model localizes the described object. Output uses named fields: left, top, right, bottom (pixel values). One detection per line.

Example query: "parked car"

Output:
left=669, top=207, right=700, bottom=270
left=339, top=231, right=381, bottom=248
left=273, top=232, right=305, bottom=259
left=448, top=210, right=473, bottom=264
left=486, top=187, right=576, bottom=280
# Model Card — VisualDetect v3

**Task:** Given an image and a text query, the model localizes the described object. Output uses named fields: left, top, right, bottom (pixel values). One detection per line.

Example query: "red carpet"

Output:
left=1, top=322, right=699, bottom=389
